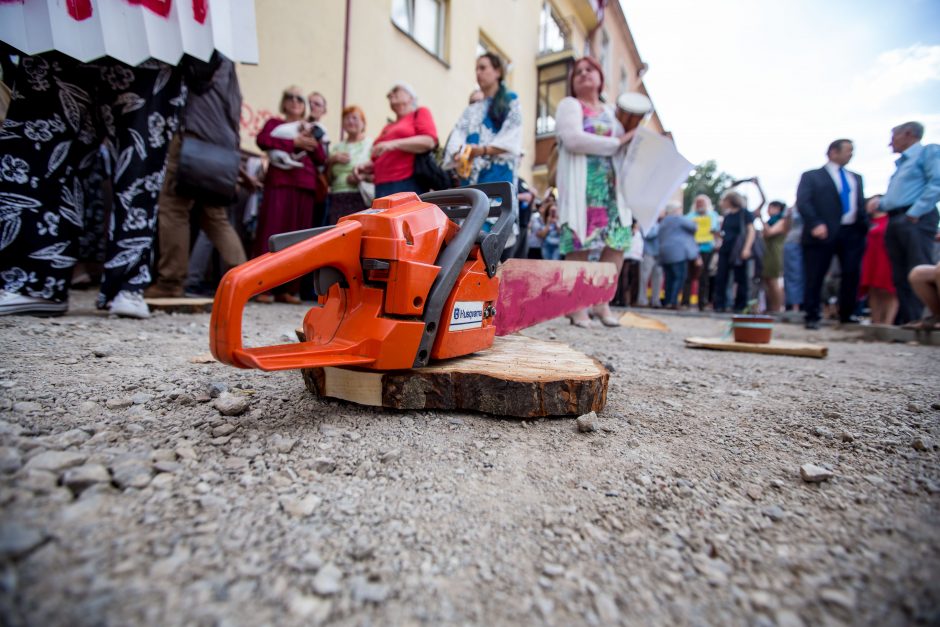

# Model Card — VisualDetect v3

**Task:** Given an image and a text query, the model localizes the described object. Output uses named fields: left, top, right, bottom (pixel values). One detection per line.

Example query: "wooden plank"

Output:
left=495, top=260, right=618, bottom=335
left=619, top=311, right=670, bottom=332
left=300, top=335, right=609, bottom=417
left=685, top=337, right=828, bottom=358
left=145, top=297, right=214, bottom=314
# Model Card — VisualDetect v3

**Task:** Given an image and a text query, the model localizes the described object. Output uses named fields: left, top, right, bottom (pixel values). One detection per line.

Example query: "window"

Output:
left=392, top=0, right=446, bottom=59
left=536, top=61, right=570, bottom=135
left=539, top=2, right=568, bottom=55
left=599, top=30, right=611, bottom=89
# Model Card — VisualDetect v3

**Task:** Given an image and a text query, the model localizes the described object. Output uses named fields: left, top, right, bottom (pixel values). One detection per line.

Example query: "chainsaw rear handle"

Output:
left=210, top=220, right=364, bottom=368
left=421, top=181, right=515, bottom=278
left=412, top=187, right=491, bottom=367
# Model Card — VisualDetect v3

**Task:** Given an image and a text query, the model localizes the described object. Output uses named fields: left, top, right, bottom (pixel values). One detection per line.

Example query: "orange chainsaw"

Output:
left=210, top=183, right=618, bottom=372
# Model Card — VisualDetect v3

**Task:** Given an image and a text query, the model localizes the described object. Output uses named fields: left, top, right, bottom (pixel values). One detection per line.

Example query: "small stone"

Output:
left=208, top=382, right=228, bottom=398
left=931, top=401, right=940, bottom=411
left=209, top=436, right=232, bottom=446
left=12, top=401, right=42, bottom=413
left=24, top=450, right=87, bottom=473
left=288, top=594, right=331, bottom=621
left=212, top=423, right=238, bottom=437
left=18, top=469, right=58, bottom=493
left=351, top=577, right=389, bottom=604
left=313, top=458, right=336, bottom=474
left=0, top=523, right=46, bottom=559
left=593, top=592, right=619, bottom=623
left=823, top=411, right=843, bottom=420
left=840, top=431, right=855, bottom=443
left=77, top=401, right=99, bottom=414
left=746, top=486, right=763, bottom=501
left=912, top=438, right=930, bottom=452
left=175, top=445, right=197, bottom=461
left=105, top=398, right=133, bottom=410
left=213, top=393, right=248, bottom=416
left=820, top=588, right=855, bottom=610
left=153, top=460, right=181, bottom=473
left=312, top=563, right=343, bottom=596
left=907, top=403, right=924, bottom=414
left=769, top=479, right=785, bottom=489
left=40, top=428, right=91, bottom=450
left=131, top=393, right=152, bottom=405
left=379, top=449, right=401, bottom=463
left=110, top=461, right=153, bottom=490
left=775, top=609, right=806, bottom=627
left=223, top=457, right=248, bottom=471
left=62, top=464, right=110, bottom=494
left=542, top=563, right=565, bottom=578
left=152, top=449, right=176, bottom=462
left=280, top=494, right=322, bottom=518
left=270, top=434, right=297, bottom=454
left=291, top=551, right=323, bottom=572
left=576, top=411, right=598, bottom=433
left=762, top=505, right=785, bottom=522
left=0, top=447, right=23, bottom=473
left=800, top=463, right=833, bottom=483
left=348, top=537, right=375, bottom=561
left=812, top=426, right=832, bottom=438
left=93, top=348, right=112, bottom=358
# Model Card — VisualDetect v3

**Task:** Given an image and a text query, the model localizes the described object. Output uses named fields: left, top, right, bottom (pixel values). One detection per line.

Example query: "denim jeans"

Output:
left=663, top=261, right=688, bottom=306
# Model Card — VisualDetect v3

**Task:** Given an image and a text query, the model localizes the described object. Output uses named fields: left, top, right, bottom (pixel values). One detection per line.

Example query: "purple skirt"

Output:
left=252, top=185, right=316, bottom=258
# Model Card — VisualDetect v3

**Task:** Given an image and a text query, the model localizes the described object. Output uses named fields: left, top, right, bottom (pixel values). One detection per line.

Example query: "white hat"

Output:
left=389, top=81, right=418, bottom=104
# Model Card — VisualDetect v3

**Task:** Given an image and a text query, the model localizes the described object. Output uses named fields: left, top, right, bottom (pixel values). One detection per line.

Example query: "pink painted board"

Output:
left=494, top=259, right=618, bottom=336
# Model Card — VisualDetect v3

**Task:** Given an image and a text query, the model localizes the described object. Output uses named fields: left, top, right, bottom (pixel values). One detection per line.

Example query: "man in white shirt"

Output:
left=796, top=139, right=868, bottom=329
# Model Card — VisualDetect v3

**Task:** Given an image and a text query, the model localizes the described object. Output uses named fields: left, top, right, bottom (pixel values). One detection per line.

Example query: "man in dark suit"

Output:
left=797, top=139, right=868, bottom=329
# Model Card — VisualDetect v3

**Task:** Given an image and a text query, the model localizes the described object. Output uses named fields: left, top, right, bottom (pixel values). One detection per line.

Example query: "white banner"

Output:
left=0, top=0, right=258, bottom=66
left=619, top=127, right=693, bottom=234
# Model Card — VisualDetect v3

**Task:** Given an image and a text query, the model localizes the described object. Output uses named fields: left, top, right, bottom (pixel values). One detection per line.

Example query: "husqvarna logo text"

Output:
left=449, top=301, right=484, bottom=331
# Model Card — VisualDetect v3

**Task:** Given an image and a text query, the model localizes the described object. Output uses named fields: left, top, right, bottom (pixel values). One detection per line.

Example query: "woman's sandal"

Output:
left=567, top=310, right=595, bottom=329
left=591, top=304, right=620, bottom=328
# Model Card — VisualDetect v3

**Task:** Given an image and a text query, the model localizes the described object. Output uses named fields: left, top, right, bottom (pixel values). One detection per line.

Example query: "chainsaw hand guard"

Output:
left=209, top=220, right=373, bottom=370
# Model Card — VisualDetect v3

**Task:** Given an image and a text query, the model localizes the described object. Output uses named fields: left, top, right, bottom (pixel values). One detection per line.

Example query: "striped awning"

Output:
left=0, top=0, right=258, bottom=66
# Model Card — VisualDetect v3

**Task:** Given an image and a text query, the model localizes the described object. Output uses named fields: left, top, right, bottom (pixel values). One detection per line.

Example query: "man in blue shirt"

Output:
left=878, top=121, right=940, bottom=324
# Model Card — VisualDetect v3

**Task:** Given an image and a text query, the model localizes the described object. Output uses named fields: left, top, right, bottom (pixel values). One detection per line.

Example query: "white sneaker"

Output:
left=0, top=291, right=68, bottom=316
left=109, top=290, right=150, bottom=319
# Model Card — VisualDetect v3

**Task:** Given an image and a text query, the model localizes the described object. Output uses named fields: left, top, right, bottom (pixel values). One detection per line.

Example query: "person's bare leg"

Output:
left=868, top=289, right=887, bottom=324
left=884, top=292, right=899, bottom=326
left=909, top=264, right=940, bottom=318
left=592, top=247, right=625, bottom=323
left=763, top=278, right=783, bottom=312
left=565, top=250, right=593, bottom=326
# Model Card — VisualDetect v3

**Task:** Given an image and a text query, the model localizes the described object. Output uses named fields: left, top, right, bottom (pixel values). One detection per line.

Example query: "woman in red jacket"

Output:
left=253, top=85, right=327, bottom=303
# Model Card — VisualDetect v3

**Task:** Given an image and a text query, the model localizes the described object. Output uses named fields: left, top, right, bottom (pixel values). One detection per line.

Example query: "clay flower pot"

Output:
left=731, top=315, right=774, bottom=344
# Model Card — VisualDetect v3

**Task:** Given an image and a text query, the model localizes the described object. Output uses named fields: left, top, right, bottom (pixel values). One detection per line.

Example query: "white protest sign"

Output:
left=619, top=127, right=693, bottom=233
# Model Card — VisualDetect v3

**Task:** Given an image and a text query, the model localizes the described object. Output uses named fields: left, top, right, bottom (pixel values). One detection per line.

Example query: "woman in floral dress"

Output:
left=555, top=57, right=635, bottom=327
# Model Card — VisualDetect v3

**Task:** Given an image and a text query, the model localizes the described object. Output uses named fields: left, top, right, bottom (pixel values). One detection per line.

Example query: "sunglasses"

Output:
left=283, top=94, right=304, bottom=103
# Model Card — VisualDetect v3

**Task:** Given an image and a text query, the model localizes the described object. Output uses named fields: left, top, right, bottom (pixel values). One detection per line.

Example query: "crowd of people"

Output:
left=0, top=47, right=937, bottom=331
left=551, top=130, right=939, bottom=330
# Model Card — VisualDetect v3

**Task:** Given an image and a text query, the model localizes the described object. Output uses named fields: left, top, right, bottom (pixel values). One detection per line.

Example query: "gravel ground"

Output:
left=0, top=290, right=938, bottom=626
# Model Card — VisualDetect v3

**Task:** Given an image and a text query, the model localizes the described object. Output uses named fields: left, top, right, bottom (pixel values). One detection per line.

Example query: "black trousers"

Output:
left=802, top=225, right=866, bottom=323
left=713, top=247, right=748, bottom=311
left=885, top=209, right=939, bottom=324
left=0, top=53, right=183, bottom=305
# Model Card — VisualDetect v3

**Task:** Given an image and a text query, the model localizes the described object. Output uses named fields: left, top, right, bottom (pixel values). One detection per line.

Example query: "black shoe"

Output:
left=805, top=320, right=820, bottom=330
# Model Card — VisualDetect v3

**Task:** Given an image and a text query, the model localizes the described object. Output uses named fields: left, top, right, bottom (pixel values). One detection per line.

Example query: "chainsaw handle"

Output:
left=412, top=187, right=491, bottom=367
left=422, top=182, right=515, bottom=278
left=210, top=220, right=364, bottom=368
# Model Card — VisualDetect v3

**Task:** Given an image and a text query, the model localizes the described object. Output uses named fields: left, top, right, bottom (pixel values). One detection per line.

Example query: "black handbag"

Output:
left=176, top=135, right=240, bottom=206
left=412, top=149, right=452, bottom=192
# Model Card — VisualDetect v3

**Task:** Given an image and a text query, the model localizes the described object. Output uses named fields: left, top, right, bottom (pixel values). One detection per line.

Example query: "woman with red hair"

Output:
left=555, top=57, right=635, bottom=327
left=326, top=105, right=374, bottom=223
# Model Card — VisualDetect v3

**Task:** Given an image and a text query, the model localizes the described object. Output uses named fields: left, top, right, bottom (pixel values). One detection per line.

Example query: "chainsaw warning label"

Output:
left=449, top=301, right=484, bottom=331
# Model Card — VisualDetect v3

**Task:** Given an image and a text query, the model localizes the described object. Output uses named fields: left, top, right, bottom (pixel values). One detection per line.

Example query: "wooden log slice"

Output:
left=299, top=335, right=609, bottom=418
left=145, top=297, right=214, bottom=314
